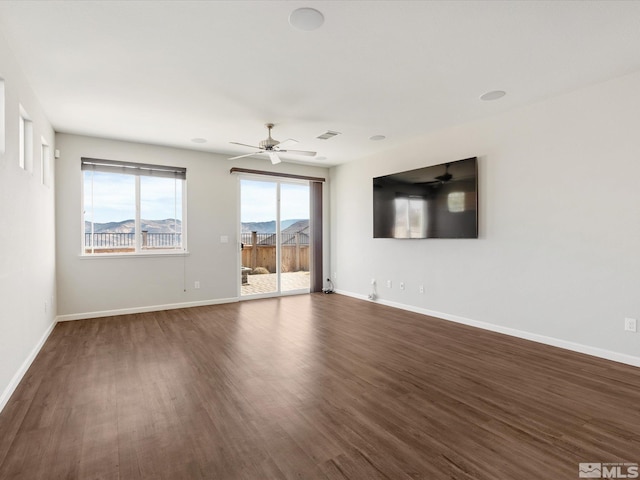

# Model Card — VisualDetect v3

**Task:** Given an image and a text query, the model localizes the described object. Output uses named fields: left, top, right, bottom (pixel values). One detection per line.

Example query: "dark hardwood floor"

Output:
left=1, top=293, right=639, bottom=479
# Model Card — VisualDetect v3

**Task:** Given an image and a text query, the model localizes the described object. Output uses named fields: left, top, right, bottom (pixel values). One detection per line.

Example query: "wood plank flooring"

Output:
left=1, top=293, right=639, bottom=479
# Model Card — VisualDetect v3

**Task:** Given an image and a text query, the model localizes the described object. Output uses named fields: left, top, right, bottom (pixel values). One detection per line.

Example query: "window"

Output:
left=19, top=105, right=33, bottom=171
left=41, top=138, right=51, bottom=186
left=82, top=157, right=186, bottom=255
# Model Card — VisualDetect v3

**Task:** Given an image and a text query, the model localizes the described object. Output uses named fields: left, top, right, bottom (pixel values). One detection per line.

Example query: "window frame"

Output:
left=19, top=105, right=33, bottom=172
left=0, top=78, right=5, bottom=155
left=81, top=157, right=188, bottom=257
left=41, top=138, right=51, bottom=187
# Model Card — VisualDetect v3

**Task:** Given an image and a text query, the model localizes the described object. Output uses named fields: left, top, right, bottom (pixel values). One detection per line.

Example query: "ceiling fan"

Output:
left=417, top=163, right=454, bottom=186
left=228, top=123, right=317, bottom=164
left=433, top=163, right=453, bottom=183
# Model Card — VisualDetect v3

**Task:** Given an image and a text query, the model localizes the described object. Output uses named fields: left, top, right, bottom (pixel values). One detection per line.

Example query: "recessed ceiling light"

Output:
left=369, top=135, right=386, bottom=141
left=480, top=90, right=506, bottom=101
left=315, top=156, right=327, bottom=161
left=289, top=8, right=324, bottom=31
left=191, top=138, right=207, bottom=143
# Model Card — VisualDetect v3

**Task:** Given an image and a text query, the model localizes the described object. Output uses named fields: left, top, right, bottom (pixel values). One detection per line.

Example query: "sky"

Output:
left=84, top=171, right=182, bottom=224
left=241, top=179, right=309, bottom=223
left=84, top=173, right=308, bottom=224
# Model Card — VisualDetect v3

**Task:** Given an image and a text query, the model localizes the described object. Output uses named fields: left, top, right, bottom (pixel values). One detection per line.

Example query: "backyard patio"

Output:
left=241, top=271, right=310, bottom=296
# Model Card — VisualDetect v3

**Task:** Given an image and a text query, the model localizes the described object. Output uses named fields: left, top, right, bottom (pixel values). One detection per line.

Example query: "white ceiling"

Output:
left=1, top=1, right=640, bottom=166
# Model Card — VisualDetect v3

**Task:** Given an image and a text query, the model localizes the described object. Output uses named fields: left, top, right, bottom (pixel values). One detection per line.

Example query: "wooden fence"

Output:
left=241, top=231, right=309, bottom=273
left=241, top=245, right=309, bottom=273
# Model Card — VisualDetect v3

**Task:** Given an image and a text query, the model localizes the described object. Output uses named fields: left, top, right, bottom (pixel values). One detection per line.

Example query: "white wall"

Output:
left=331, top=71, right=640, bottom=362
left=0, top=33, right=56, bottom=410
left=55, top=134, right=330, bottom=318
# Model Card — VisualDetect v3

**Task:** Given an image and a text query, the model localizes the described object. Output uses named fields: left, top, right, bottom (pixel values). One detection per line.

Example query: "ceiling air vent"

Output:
left=316, top=130, right=341, bottom=140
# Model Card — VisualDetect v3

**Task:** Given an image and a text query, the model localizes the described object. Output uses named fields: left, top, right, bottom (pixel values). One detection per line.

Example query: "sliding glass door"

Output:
left=279, top=183, right=310, bottom=293
left=240, top=177, right=310, bottom=298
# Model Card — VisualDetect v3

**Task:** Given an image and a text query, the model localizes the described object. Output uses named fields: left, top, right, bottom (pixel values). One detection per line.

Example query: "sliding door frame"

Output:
left=237, top=173, right=317, bottom=300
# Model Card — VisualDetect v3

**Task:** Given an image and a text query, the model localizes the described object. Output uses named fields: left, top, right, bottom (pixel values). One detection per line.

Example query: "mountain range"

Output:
left=241, top=219, right=305, bottom=233
left=85, top=219, right=181, bottom=233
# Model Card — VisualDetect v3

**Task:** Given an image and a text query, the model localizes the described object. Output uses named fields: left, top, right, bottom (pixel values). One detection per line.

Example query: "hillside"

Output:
left=241, top=219, right=304, bottom=233
left=85, top=219, right=181, bottom=233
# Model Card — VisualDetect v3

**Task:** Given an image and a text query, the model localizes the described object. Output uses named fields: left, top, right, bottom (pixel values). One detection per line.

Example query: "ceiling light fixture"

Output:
left=369, top=135, right=386, bottom=141
left=191, top=138, right=207, bottom=143
left=480, top=90, right=506, bottom=101
left=289, top=7, right=324, bottom=31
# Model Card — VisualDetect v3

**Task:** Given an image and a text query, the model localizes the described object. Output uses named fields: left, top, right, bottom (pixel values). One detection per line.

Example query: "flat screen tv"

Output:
left=373, top=157, right=478, bottom=239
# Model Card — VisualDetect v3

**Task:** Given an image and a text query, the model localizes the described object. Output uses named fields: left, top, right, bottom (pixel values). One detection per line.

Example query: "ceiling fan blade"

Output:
left=268, top=152, right=281, bottom=164
left=277, top=138, right=299, bottom=148
left=230, top=141, right=261, bottom=149
left=278, top=149, right=317, bottom=157
left=229, top=151, right=264, bottom=161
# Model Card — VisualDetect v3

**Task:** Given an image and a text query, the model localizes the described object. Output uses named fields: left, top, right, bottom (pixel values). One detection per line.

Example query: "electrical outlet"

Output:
left=333, top=272, right=337, bottom=280
left=419, top=284, right=424, bottom=294
left=399, top=282, right=405, bottom=290
left=194, top=281, right=200, bottom=289
left=386, top=280, right=392, bottom=288
left=624, top=318, right=637, bottom=332
left=44, top=301, right=48, bottom=313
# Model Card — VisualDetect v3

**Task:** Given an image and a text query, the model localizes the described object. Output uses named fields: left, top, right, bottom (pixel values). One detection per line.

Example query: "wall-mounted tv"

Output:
left=373, top=157, right=478, bottom=239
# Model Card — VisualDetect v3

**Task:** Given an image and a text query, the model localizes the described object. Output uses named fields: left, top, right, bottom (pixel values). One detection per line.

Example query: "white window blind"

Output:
left=81, top=157, right=186, bottom=180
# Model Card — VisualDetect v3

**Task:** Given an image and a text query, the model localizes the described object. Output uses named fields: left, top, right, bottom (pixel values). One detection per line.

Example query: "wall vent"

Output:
left=316, top=130, right=341, bottom=140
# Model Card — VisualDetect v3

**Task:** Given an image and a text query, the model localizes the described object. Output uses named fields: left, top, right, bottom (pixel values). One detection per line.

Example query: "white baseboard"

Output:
left=0, top=320, right=57, bottom=414
left=335, top=289, right=640, bottom=369
left=56, top=297, right=239, bottom=322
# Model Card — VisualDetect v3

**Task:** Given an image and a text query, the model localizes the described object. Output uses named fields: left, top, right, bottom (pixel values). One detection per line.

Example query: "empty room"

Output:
left=1, top=1, right=639, bottom=479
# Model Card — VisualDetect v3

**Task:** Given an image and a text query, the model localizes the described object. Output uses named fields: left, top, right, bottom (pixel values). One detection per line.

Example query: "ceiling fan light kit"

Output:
left=259, top=123, right=280, bottom=150
left=229, top=123, right=317, bottom=165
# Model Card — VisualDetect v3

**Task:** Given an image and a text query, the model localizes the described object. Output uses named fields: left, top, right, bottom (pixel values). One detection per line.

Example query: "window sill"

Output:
left=79, top=251, right=190, bottom=259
